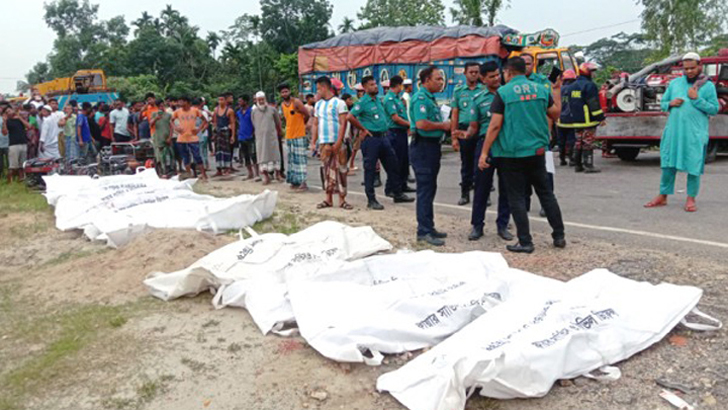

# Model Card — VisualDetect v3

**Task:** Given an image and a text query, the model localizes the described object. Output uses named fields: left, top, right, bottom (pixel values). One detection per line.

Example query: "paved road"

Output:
left=304, top=149, right=728, bottom=262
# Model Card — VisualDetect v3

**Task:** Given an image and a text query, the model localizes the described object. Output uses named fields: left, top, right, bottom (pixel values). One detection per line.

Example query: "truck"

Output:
left=33, top=69, right=119, bottom=108
left=596, top=50, right=728, bottom=162
left=298, top=26, right=577, bottom=104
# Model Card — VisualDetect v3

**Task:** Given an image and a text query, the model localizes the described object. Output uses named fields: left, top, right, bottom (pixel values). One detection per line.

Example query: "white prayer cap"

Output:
left=255, top=91, right=266, bottom=99
left=41, top=105, right=52, bottom=111
left=403, top=79, right=413, bottom=85
left=682, top=52, right=701, bottom=62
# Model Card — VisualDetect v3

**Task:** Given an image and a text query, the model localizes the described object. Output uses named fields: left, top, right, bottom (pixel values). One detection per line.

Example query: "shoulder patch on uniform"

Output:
left=419, top=105, right=426, bottom=113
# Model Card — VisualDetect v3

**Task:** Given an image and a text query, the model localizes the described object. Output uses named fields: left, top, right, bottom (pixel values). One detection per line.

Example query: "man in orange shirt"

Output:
left=278, top=83, right=310, bottom=191
left=172, top=96, right=208, bottom=180
left=141, top=92, right=161, bottom=136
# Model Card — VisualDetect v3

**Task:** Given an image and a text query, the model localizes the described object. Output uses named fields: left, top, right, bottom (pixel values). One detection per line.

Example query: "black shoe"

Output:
left=367, top=200, right=384, bottom=210
left=539, top=208, right=547, bottom=217
left=560, top=159, right=568, bottom=166
left=497, top=228, right=514, bottom=241
left=393, top=193, right=414, bottom=203
left=458, top=192, right=470, bottom=206
left=468, top=226, right=484, bottom=241
left=417, top=234, right=445, bottom=247
left=385, top=191, right=394, bottom=198
left=553, top=238, right=567, bottom=248
left=402, top=185, right=416, bottom=193
left=506, top=243, right=535, bottom=254
left=583, top=150, right=601, bottom=174
left=431, top=230, right=448, bottom=239
left=407, top=176, right=415, bottom=184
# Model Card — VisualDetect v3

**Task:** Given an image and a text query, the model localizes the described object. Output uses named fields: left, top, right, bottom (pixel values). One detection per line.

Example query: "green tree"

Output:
left=449, top=0, right=508, bottom=27
left=357, top=0, right=445, bottom=28
left=207, top=31, right=221, bottom=58
left=257, top=0, right=333, bottom=53
left=581, top=32, right=654, bottom=74
left=107, top=75, right=163, bottom=102
left=639, top=0, right=728, bottom=57
left=338, top=17, right=356, bottom=34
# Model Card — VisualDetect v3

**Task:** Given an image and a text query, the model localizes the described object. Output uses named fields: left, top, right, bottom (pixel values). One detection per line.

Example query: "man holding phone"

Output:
left=644, top=52, right=720, bottom=213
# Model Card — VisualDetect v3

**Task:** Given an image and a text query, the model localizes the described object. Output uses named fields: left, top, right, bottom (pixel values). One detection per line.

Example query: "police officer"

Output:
left=451, top=62, right=485, bottom=206
left=348, top=75, right=414, bottom=210
left=521, top=53, right=552, bottom=91
left=410, top=66, right=452, bottom=246
left=478, top=57, right=566, bottom=253
left=383, top=75, right=415, bottom=197
left=560, top=62, right=605, bottom=173
left=468, top=61, right=513, bottom=242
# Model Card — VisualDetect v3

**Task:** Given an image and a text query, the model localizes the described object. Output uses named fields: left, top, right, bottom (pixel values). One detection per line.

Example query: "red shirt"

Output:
left=99, top=116, right=112, bottom=140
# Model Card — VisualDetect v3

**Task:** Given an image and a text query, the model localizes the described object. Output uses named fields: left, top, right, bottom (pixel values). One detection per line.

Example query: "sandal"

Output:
left=684, top=201, right=697, bottom=213
left=317, top=201, right=333, bottom=209
left=644, top=198, right=667, bottom=208
left=339, top=202, right=354, bottom=210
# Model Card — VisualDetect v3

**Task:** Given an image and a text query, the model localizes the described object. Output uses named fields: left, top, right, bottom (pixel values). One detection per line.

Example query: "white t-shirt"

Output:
left=40, top=111, right=64, bottom=159
left=314, top=97, right=347, bottom=144
left=109, top=107, right=131, bottom=136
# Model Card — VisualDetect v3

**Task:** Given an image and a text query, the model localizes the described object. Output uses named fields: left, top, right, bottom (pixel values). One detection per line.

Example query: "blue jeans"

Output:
left=386, top=128, right=410, bottom=193
left=179, top=142, right=203, bottom=166
left=361, top=133, right=402, bottom=201
left=410, top=137, right=441, bottom=236
left=471, top=138, right=510, bottom=231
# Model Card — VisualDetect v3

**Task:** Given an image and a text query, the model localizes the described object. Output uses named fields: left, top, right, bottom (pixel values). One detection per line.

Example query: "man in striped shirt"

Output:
left=311, top=76, right=352, bottom=210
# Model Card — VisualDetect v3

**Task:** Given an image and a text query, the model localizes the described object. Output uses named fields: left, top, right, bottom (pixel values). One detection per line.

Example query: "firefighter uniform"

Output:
left=452, top=82, right=484, bottom=204
left=490, top=74, right=565, bottom=252
left=558, top=74, right=606, bottom=172
left=410, top=88, right=446, bottom=243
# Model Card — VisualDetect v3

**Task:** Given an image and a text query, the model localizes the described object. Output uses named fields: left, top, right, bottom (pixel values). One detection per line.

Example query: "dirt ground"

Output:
left=0, top=177, right=726, bottom=410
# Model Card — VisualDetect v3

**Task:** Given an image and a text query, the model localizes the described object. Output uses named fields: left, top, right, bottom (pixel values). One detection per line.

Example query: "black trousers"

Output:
left=385, top=128, right=409, bottom=194
left=471, top=138, right=510, bottom=231
left=458, top=125, right=478, bottom=191
left=410, top=137, right=441, bottom=236
left=496, top=155, right=565, bottom=246
left=361, top=133, right=402, bottom=201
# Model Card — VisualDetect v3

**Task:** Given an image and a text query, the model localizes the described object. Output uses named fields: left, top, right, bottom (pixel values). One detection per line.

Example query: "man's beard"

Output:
left=256, top=102, right=267, bottom=110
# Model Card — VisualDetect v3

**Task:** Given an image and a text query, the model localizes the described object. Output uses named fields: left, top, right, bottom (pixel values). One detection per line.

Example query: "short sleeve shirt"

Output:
left=473, top=90, right=496, bottom=137
left=76, top=113, right=92, bottom=143
left=314, top=97, right=347, bottom=144
left=410, top=89, right=444, bottom=139
left=109, top=108, right=130, bottom=136
left=151, top=111, right=172, bottom=144
left=383, top=91, right=408, bottom=129
left=451, top=84, right=484, bottom=126
left=172, top=107, right=203, bottom=143
left=350, top=94, right=388, bottom=133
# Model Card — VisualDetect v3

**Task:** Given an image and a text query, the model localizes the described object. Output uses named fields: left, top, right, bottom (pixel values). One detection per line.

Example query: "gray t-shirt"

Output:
left=109, top=107, right=130, bottom=136
left=0, top=117, right=8, bottom=148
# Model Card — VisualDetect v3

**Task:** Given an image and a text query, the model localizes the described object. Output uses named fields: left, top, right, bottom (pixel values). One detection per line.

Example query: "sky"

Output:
left=0, top=0, right=643, bottom=94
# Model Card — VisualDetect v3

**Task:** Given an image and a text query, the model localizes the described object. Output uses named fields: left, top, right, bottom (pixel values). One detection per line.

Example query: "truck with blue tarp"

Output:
left=298, top=26, right=576, bottom=104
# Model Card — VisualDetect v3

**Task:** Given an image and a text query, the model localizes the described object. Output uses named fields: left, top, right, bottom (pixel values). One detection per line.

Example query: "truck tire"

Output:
left=705, top=141, right=718, bottom=164
left=616, top=147, right=640, bottom=161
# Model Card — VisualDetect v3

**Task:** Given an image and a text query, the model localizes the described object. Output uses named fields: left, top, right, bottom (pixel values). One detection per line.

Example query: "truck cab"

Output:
left=511, top=47, right=581, bottom=77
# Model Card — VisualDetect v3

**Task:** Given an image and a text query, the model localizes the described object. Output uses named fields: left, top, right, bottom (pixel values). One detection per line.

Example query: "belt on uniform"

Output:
left=413, top=133, right=441, bottom=143
left=369, top=131, right=385, bottom=137
left=457, top=124, right=469, bottom=131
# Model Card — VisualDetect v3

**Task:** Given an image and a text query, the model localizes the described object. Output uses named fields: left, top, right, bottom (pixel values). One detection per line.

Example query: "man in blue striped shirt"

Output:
left=311, top=76, right=352, bottom=210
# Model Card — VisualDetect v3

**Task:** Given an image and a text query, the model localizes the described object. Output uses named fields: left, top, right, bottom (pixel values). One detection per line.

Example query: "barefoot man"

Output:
left=645, top=52, right=720, bottom=212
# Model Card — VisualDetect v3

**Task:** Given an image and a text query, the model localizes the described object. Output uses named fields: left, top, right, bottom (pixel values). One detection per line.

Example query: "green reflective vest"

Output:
left=492, top=75, right=551, bottom=158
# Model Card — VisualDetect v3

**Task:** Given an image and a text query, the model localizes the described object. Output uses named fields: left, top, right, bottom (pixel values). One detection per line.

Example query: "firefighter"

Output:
left=557, top=69, right=578, bottom=166
left=560, top=62, right=605, bottom=173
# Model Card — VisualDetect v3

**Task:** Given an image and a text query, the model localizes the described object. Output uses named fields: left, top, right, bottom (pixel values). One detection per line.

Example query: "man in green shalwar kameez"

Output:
left=645, top=52, right=720, bottom=212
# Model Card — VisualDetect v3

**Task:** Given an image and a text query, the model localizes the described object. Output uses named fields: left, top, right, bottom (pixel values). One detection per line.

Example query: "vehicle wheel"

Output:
left=705, top=141, right=718, bottom=164
left=616, top=147, right=640, bottom=161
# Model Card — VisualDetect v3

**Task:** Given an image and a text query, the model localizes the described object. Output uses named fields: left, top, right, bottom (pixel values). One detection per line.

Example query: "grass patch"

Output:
left=251, top=209, right=301, bottom=235
left=180, top=357, right=206, bottom=372
left=465, top=397, right=501, bottom=410
left=0, top=182, right=50, bottom=214
left=101, top=375, right=174, bottom=410
left=41, top=248, right=110, bottom=268
left=0, top=291, right=157, bottom=409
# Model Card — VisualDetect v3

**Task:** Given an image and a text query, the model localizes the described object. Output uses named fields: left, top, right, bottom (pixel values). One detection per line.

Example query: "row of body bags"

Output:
left=144, top=221, right=721, bottom=410
left=43, top=170, right=277, bottom=247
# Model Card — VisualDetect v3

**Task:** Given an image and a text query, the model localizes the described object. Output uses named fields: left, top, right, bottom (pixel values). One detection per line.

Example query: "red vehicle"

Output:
left=597, top=49, right=728, bottom=162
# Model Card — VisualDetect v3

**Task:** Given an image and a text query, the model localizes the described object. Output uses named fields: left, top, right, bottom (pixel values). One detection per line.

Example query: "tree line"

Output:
left=16, top=0, right=728, bottom=101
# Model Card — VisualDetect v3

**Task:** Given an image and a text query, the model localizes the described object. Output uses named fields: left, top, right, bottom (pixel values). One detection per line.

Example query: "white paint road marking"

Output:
left=309, top=185, right=728, bottom=249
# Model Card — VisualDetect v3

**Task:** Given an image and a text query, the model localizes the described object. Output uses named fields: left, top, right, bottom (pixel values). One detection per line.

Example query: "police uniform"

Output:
left=470, top=88, right=511, bottom=237
left=490, top=74, right=565, bottom=249
left=383, top=90, right=410, bottom=194
left=351, top=94, right=406, bottom=203
left=451, top=83, right=484, bottom=201
left=409, top=88, right=445, bottom=238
